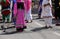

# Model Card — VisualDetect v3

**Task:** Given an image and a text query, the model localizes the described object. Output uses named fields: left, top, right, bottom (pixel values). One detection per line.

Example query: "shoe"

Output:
left=16, top=27, right=24, bottom=32
left=56, top=24, right=60, bottom=26
left=16, top=28, right=20, bottom=32
left=23, top=26, right=27, bottom=29
left=49, top=26, right=52, bottom=28
left=1, top=25, right=4, bottom=30
left=30, top=20, right=33, bottom=23
left=19, top=28, right=24, bottom=32
left=26, top=21, right=29, bottom=23
left=44, top=26, right=48, bottom=29
left=3, top=30, right=6, bottom=32
left=1, top=25, right=6, bottom=32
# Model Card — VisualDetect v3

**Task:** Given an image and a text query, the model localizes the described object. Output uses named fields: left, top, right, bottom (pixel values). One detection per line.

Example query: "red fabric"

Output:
left=2, top=10, right=10, bottom=15
left=1, top=0, right=10, bottom=7
left=6, top=0, right=10, bottom=3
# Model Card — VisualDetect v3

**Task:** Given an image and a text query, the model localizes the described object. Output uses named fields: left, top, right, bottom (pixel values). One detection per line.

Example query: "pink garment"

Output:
left=24, top=0, right=31, bottom=11
left=24, top=0, right=32, bottom=20
left=13, top=0, right=26, bottom=28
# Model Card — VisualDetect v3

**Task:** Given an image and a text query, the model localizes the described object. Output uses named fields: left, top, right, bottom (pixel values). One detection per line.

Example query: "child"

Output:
left=41, top=0, right=53, bottom=28
left=0, top=0, right=11, bottom=32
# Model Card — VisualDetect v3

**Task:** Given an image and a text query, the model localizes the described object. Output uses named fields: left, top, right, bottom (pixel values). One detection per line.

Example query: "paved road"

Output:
left=0, top=14, right=60, bottom=39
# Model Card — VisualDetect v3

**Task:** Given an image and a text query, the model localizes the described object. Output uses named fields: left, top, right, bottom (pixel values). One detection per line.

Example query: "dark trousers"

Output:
left=38, top=8, right=42, bottom=18
left=2, top=14, right=10, bottom=22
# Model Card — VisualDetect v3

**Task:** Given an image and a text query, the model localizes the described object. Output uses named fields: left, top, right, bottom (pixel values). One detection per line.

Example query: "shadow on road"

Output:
left=31, top=27, right=48, bottom=32
left=0, top=27, right=53, bottom=35
left=52, top=19, right=60, bottom=24
left=0, top=31, right=19, bottom=35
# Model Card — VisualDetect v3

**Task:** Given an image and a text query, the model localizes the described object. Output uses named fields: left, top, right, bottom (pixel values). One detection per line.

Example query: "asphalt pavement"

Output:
left=0, top=14, right=60, bottom=39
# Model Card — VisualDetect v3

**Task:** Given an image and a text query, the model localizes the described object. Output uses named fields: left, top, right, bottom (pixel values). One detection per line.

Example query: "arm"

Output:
left=13, top=0, right=17, bottom=17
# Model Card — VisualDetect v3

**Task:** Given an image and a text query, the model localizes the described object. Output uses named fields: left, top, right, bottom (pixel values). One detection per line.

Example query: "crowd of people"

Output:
left=38, top=0, right=60, bottom=26
left=0, top=0, right=33, bottom=32
left=0, top=0, right=60, bottom=32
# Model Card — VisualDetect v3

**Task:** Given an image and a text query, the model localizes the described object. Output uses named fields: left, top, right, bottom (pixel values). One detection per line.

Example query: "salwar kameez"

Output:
left=13, top=0, right=26, bottom=32
left=24, top=0, right=32, bottom=23
left=25, top=8, right=32, bottom=22
left=41, top=0, right=53, bottom=28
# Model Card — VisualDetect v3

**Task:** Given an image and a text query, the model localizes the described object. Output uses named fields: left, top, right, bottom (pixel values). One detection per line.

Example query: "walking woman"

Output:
left=24, top=0, right=33, bottom=23
left=13, top=0, right=27, bottom=32
left=41, top=0, right=53, bottom=28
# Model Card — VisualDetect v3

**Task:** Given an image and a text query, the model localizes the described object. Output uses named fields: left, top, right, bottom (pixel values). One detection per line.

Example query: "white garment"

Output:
left=44, top=17, right=52, bottom=26
left=41, top=0, right=52, bottom=26
left=10, top=0, right=13, bottom=22
left=41, top=0, right=52, bottom=18
left=25, top=8, right=32, bottom=20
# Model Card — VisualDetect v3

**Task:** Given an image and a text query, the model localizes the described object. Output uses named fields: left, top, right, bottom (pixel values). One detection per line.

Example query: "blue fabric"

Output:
left=12, top=0, right=16, bottom=25
left=39, top=0, right=43, bottom=14
left=13, top=0, right=16, bottom=3
left=39, top=0, right=43, bottom=5
left=39, top=8, right=42, bottom=15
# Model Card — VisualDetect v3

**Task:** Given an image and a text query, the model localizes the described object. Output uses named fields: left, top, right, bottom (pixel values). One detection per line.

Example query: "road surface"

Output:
left=0, top=14, right=60, bottom=39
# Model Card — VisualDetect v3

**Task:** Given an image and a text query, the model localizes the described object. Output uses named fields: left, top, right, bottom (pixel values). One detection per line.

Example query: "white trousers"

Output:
left=44, top=17, right=52, bottom=27
left=25, top=9, right=32, bottom=21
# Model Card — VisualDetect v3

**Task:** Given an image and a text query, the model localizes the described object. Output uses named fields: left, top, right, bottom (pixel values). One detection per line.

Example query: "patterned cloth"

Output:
left=1, top=0, right=10, bottom=22
left=41, top=0, right=52, bottom=18
left=13, top=0, right=26, bottom=28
